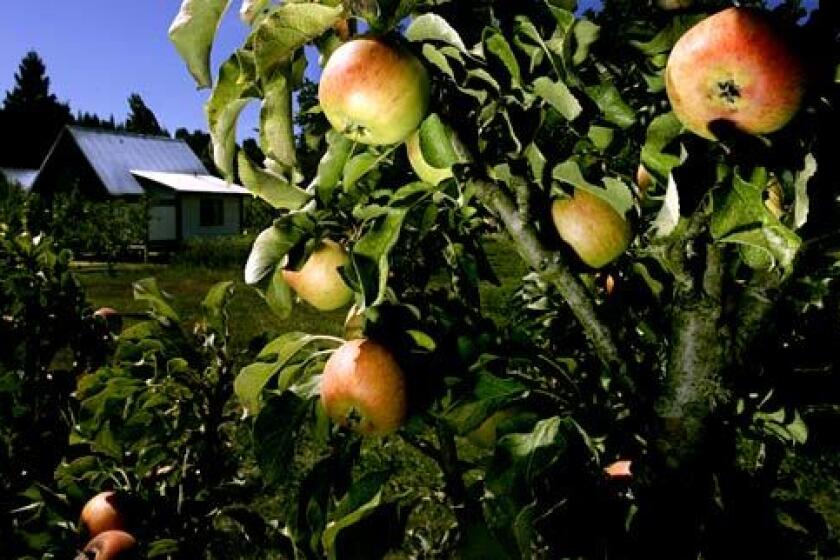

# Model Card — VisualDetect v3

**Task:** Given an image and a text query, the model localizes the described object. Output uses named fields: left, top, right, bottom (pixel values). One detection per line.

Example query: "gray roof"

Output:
left=0, top=167, right=39, bottom=189
left=131, top=170, right=250, bottom=195
left=66, top=126, right=209, bottom=196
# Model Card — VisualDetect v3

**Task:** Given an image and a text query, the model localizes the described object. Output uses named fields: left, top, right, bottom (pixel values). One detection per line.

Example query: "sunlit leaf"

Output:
left=169, top=0, right=232, bottom=88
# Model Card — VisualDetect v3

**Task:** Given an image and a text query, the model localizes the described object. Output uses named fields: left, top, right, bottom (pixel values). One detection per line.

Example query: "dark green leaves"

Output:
left=201, top=281, right=235, bottom=336
left=254, top=392, right=311, bottom=483
left=711, top=169, right=802, bottom=272
left=133, top=278, right=180, bottom=326
left=351, top=208, right=408, bottom=307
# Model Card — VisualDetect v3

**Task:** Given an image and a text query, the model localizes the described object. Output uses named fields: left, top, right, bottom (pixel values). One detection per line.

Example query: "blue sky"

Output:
left=0, top=1, right=815, bottom=138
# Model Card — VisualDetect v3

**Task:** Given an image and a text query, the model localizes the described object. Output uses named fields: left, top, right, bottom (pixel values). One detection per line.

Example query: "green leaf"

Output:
left=418, top=113, right=464, bottom=169
left=235, top=332, right=318, bottom=413
left=206, top=51, right=258, bottom=181
left=711, top=169, right=802, bottom=272
left=405, top=13, right=467, bottom=52
left=260, top=68, right=297, bottom=168
left=641, top=112, right=684, bottom=179
left=631, top=15, right=704, bottom=56
left=322, top=471, right=389, bottom=560
left=587, top=125, right=614, bottom=151
left=133, top=278, right=180, bottom=325
left=443, top=373, right=527, bottom=435
left=351, top=208, right=408, bottom=307
left=499, top=416, right=568, bottom=463
left=201, top=281, right=234, bottom=335
left=793, top=154, right=817, bottom=230
left=584, top=83, right=635, bottom=128
left=254, top=392, right=311, bottom=483
left=169, top=0, right=232, bottom=88
left=572, top=19, right=599, bottom=66
left=252, top=3, right=343, bottom=81
left=265, top=264, right=294, bottom=319
left=244, top=214, right=313, bottom=285
left=238, top=151, right=311, bottom=210
left=343, top=153, right=380, bottom=191
left=483, top=28, right=522, bottom=87
left=552, top=160, right=632, bottom=216
left=240, top=0, right=270, bottom=24
left=311, top=131, right=354, bottom=203
left=532, top=77, right=582, bottom=121
left=148, top=539, right=181, bottom=558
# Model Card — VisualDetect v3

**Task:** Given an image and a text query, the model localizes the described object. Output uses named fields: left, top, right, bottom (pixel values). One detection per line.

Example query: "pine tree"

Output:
left=0, top=52, right=72, bottom=168
left=123, top=93, right=168, bottom=137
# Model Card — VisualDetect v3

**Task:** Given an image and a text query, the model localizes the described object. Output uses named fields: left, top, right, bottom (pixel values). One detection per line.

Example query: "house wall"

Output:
left=180, top=194, right=241, bottom=238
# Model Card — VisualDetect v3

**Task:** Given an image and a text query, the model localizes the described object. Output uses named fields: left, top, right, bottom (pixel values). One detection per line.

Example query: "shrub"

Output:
left=173, top=233, right=256, bottom=269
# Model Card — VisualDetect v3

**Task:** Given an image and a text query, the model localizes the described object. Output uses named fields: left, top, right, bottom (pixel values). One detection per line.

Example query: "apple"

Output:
left=657, top=0, right=693, bottom=10
left=604, top=460, right=633, bottom=479
left=406, top=130, right=453, bottom=186
left=551, top=190, right=633, bottom=269
left=282, top=240, right=353, bottom=311
left=320, top=339, right=408, bottom=436
left=665, top=8, right=805, bottom=140
left=94, top=307, right=122, bottom=334
left=80, top=491, right=125, bottom=538
left=76, top=530, right=136, bottom=560
left=636, top=164, right=653, bottom=196
left=319, top=38, right=430, bottom=145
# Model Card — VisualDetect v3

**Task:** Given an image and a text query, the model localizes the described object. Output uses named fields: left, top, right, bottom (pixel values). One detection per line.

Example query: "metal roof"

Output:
left=0, top=167, right=39, bottom=190
left=67, top=126, right=209, bottom=196
left=131, top=170, right=250, bottom=195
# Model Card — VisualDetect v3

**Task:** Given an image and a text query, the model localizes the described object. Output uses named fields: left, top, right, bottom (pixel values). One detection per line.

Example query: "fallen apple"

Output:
left=282, top=239, right=353, bottom=312
left=551, top=190, right=633, bottom=269
left=75, top=530, right=136, bottom=560
left=319, top=38, right=430, bottom=145
left=665, top=7, right=805, bottom=140
left=80, top=491, right=125, bottom=539
left=320, top=339, right=408, bottom=436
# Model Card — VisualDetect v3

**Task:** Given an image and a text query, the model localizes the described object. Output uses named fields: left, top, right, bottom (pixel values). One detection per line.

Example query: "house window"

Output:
left=199, top=198, right=224, bottom=227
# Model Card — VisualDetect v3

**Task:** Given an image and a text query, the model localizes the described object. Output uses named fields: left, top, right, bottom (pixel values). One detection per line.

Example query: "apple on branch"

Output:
left=80, top=491, right=126, bottom=539
left=319, top=38, right=430, bottom=145
left=666, top=7, right=805, bottom=140
left=76, top=530, right=137, bottom=560
left=551, top=190, right=633, bottom=269
left=320, top=339, right=408, bottom=436
left=282, top=239, right=354, bottom=312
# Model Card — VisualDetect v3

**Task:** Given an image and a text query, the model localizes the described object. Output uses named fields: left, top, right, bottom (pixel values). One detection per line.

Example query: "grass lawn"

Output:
left=74, top=238, right=528, bottom=353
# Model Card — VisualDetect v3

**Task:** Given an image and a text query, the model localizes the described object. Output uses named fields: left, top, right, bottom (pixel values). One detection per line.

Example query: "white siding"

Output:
left=181, top=194, right=241, bottom=238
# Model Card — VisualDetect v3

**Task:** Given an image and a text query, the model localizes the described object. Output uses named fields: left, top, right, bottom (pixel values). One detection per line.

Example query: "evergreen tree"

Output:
left=175, top=127, right=216, bottom=175
left=123, top=93, right=168, bottom=136
left=0, top=51, right=72, bottom=168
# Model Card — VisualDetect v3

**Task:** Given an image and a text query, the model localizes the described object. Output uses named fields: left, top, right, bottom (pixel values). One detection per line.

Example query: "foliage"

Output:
left=0, top=51, right=73, bottom=168
left=164, top=0, right=840, bottom=557
left=0, top=227, right=109, bottom=556
left=124, top=93, right=169, bottom=137
left=173, top=232, right=257, bottom=269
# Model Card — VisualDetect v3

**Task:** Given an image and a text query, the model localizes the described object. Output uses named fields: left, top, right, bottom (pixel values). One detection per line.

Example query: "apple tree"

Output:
left=170, top=0, right=840, bottom=557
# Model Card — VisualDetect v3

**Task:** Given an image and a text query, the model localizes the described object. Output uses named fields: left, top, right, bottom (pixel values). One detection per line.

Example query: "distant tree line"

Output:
left=0, top=51, right=217, bottom=173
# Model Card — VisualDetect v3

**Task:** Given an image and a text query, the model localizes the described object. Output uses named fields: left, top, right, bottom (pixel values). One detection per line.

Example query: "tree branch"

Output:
left=470, top=178, right=625, bottom=373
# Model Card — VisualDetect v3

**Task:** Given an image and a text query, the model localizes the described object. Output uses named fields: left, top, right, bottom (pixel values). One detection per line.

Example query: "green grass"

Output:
left=74, top=238, right=528, bottom=353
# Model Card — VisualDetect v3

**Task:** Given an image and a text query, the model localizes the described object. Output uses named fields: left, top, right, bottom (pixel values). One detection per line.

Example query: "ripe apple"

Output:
left=665, top=8, right=805, bottom=140
left=604, top=460, right=633, bottom=479
left=636, top=165, right=653, bottom=196
left=319, top=38, right=430, bottom=145
left=282, top=239, right=353, bottom=312
left=657, top=0, right=693, bottom=10
left=406, top=130, right=453, bottom=186
left=320, top=339, right=408, bottom=436
left=76, top=530, right=136, bottom=560
left=94, top=307, right=123, bottom=334
left=551, top=190, right=633, bottom=269
left=80, top=491, right=125, bottom=538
